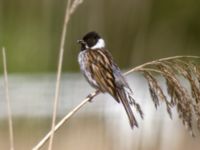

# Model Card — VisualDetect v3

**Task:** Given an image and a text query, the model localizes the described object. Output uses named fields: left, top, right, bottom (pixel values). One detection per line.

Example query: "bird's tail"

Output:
left=116, top=88, right=138, bottom=128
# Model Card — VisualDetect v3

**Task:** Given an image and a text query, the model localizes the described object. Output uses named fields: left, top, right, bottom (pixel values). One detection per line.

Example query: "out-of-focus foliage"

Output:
left=0, top=0, right=199, bottom=73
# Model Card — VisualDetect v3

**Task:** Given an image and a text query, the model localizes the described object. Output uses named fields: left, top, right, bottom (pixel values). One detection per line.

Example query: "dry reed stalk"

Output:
left=33, top=55, right=200, bottom=150
left=2, top=47, right=15, bottom=150
left=32, top=90, right=99, bottom=150
left=48, top=0, right=84, bottom=150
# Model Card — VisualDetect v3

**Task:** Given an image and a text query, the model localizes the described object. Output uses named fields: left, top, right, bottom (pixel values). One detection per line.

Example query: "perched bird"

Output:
left=77, top=31, right=143, bottom=128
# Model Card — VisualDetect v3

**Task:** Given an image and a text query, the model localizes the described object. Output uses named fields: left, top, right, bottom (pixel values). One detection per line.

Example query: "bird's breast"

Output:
left=78, top=51, right=98, bottom=88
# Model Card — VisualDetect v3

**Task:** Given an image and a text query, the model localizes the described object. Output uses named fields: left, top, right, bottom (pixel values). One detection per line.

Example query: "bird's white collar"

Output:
left=91, top=38, right=105, bottom=49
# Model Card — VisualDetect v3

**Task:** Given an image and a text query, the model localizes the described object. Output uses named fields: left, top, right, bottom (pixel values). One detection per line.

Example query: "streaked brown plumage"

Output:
left=78, top=31, right=143, bottom=128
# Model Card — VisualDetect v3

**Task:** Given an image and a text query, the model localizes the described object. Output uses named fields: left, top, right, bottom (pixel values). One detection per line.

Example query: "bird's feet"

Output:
left=87, top=93, right=94, bottom=102
left=86, top=90, right=100, bottom=102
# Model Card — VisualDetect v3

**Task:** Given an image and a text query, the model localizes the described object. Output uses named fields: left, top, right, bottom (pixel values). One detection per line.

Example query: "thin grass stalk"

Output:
left=2, top=47, right=15, bottom=150
left=124, top=55, right=200, bottom=75
left=32, top=91, right=99, bottom=150
left=47, top=0, right=72, bottom=149
left=48, top=0, right=83, bottom=149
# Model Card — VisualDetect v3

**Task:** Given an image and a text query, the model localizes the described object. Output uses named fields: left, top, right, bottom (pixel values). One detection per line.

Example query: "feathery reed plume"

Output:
left=2, top=47, right=15, bottom=150
left=142, top=71, right=172, bottom=118
left=158, top=62, right=193, bottom=134
left=139, top=56, right=200, bottom=136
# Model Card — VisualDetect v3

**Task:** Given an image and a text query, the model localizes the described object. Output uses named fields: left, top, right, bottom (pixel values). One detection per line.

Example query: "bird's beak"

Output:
left=77, top=40, right=85, bottom=45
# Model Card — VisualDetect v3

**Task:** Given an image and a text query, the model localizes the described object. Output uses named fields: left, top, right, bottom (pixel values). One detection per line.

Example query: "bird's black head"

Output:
left=78, top=31, right=105, bottom=51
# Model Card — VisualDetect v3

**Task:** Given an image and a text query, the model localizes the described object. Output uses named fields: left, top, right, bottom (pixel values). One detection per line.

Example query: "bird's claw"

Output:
left=87, top=93, right=94, bottom=102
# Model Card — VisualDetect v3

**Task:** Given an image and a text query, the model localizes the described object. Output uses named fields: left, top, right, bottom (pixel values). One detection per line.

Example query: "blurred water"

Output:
left=0, top=73, right=200, bottom=150
left=0, top=73, right=148, bottom=118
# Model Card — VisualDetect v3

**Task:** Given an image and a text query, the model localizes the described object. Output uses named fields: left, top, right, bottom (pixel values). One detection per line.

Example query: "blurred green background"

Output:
left=0, top=0, right=200, bottom=150
left=0, top=0, right=200, bottom=73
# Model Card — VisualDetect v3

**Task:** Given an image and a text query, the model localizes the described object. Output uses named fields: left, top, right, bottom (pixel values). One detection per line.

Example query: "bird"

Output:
left=77, top=31, right=143, bottom=128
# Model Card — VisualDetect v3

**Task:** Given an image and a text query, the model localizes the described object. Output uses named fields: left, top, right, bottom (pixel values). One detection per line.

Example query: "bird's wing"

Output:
left=112, top=64, right=131, bottom=89
left=87, top=49, right=139, bottom=128
left=87, top=49, right=119, bottom=102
